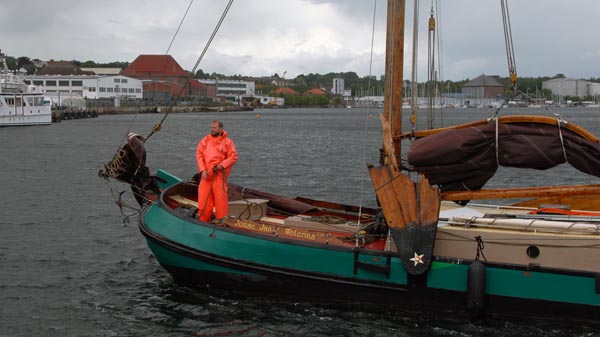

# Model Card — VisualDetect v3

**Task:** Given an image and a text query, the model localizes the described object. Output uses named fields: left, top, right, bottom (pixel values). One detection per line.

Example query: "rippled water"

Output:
left=2, top=107, right=600, bottom=336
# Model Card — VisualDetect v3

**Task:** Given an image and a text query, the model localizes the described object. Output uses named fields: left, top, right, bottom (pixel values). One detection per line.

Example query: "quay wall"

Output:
left=52, top=105, right=251, bottom=122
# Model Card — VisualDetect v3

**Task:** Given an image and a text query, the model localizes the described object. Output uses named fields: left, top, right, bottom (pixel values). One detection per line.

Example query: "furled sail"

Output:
left=407, top=118, right=600, bottom=192
left=99, top=133, right=159, bottom=206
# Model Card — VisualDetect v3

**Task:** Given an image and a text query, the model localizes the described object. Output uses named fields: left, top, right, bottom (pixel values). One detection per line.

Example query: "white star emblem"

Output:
left=409, top=252, right=424, bottom=266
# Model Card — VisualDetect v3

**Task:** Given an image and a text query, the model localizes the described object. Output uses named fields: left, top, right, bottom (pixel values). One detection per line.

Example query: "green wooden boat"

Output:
left=100, top=0, right=600, bottom=321
left=138, top=169, right=600, bottom=319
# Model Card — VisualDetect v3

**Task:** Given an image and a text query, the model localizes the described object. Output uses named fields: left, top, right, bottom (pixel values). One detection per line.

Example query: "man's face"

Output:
left=211, top=123, right=222, bottom=136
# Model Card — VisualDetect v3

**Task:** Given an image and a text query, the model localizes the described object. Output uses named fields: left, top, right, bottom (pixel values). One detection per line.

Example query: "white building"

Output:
left=92, top=76, right=143, bottom=99
left=542, top=78, right=591, bottom=97
left=24, top=75, right=143, bottom=100
left=259, top=96, right=284, bottom=106
left=332, top=78, right=345, bottom=95
left=587, top=82, right=600, bottom=96
left=199, top=80, right=255, bottom=98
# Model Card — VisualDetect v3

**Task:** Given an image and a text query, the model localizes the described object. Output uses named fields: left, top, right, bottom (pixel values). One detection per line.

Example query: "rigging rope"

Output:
left=501, top=0, right=518, bottom=95
left=409, top=0, right=420, bottom=134
left=426, top=3, right=435, bottom=130
left=109, top=0, right=197, bottom=156
left=434, top=0, right=444, bottom=127
left=356, top=0, right=379, bottom=229
left=166, top=0, right=195, bottom=55
left=144, top=0, right=235, bottom=143
left=101, top=0, right=235, bottom=221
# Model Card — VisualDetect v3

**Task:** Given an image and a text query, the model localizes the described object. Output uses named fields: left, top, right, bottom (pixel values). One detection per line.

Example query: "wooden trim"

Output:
left=294, top=196, right=377, bottom=215
left=442, top=184, right=600, bottom=201
left=511, top=194, right=600, bottom=211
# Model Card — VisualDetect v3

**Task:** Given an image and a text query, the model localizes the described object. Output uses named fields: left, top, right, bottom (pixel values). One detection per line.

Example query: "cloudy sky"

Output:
left=1, top=0, right=599, bottom=80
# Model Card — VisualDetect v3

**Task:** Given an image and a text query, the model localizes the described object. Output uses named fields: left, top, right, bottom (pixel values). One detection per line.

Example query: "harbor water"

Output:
left=2, top=107, right=600, bottom=336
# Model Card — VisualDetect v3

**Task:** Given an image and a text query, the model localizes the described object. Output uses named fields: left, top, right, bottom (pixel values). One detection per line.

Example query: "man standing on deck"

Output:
left=196, top=120, right=238, bottom=222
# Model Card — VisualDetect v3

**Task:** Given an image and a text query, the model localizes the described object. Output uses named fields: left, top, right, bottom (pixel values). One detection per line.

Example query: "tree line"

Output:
left=3, top=56, right=130, bottom=75
left=4, top=54, right=597, bottom=101
left=194, top=69, right=599, bottom=100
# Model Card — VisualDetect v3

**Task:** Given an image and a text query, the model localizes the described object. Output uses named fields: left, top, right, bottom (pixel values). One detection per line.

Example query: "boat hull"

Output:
left=140, top=196, right=600, bottom=320
left=0, top=113, right=52, bottom=126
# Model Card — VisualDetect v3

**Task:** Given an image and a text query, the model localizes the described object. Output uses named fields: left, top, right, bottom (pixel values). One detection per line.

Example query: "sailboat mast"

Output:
left=384, top=0, right=406, bottom=163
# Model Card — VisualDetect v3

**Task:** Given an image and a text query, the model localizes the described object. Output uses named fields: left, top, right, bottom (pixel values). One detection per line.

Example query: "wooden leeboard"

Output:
left=368, top=165, right=406, bottom=228
left=418, top=174, right=441, bottom=226
left=369, top=167, right=441, bottom=229
left=390, top=170, right=417, bottom=226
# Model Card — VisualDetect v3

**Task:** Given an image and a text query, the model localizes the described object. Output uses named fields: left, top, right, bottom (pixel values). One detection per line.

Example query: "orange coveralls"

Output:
left=196, top=130, right=238, bottom=222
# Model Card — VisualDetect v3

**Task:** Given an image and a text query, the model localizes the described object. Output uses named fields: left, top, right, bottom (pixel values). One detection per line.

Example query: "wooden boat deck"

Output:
left=164, top=187, right=600, bottom=272
left=165, top=192, right=386, bottom=250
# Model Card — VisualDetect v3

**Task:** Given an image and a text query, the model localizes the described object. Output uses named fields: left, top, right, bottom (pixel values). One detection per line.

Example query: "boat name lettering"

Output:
left=230, top=220, right=319, bottom=241
left=233, top=219, right=256, bottom=230
left=232, top=220, right=274, bottom=234
left=284, top=228, right=316, bottom=241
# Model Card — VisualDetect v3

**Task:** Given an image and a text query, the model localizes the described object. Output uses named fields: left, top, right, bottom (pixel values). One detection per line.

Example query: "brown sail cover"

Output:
left=407, top=121, right=600, bottom=192
left=99, top=133, right=159, bottom=205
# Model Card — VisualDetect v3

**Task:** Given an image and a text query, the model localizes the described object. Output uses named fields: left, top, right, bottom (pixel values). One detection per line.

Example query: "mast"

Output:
left=372, top=1, right=440, bottom=277
left=383, top=0, right=406, bottom=165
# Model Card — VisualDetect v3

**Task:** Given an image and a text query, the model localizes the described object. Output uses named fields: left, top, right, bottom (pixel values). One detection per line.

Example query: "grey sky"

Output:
left=1, top=0, right=599, bottom=80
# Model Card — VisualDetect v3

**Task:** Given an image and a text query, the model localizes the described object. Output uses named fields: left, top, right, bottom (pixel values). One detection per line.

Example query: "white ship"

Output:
left=0, top=51, right=51, bottom=126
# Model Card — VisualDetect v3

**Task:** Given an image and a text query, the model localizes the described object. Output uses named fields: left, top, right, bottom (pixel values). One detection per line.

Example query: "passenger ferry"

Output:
left=0, top=52, right=51, bottom=127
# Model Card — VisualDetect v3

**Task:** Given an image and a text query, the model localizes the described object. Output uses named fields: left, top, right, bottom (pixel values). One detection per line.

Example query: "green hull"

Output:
left=140, top=174, right=600, bottom=318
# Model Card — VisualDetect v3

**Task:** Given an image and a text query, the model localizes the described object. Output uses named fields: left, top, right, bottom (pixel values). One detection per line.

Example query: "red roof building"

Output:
left=272, top=87, right=299, bottom=95
left=142, top=81, right=183, bottom=100
left=304, top=88, right=328, bottom=96
left=121, top=55, right=215, bottom=99
left=190, top=80, right=216, bottom=97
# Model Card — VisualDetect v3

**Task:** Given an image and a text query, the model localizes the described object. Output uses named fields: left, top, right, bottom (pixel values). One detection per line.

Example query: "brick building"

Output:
left=461, top=74, right=505, bottom=98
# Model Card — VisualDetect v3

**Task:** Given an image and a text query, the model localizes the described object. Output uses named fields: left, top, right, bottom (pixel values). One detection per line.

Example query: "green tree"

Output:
left=80, top=60, right=97, bottom=68
left=5, top=56, right=17, bottom=70
left=24, top=64, right=36, bottom=75
left=564, top=95, right=580, bottom=102
left=17, top=56, right=32, bottom=69
left=194, top=69, right=207, bottom=79
left=541, top=88, right=552, bottom=100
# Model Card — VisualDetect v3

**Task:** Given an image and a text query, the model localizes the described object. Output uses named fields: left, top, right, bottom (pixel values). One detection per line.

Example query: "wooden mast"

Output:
left=370, top=0, right=441, bottom=276
left=384, top=0, right=405, bottom=164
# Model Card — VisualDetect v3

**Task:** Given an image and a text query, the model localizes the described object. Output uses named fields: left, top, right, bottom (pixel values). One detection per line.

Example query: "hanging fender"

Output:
left=466, top=260, right=487, bottom=316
